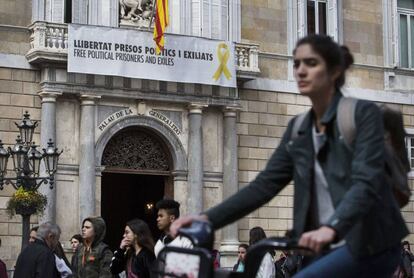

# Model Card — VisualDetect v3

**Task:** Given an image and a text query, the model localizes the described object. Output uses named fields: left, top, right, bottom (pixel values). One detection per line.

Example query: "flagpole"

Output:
left=148, top=0, right=156, bottom=30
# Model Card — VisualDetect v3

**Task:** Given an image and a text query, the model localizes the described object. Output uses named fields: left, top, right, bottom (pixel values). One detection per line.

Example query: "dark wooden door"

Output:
left=101, top=172, right=165, bottom=251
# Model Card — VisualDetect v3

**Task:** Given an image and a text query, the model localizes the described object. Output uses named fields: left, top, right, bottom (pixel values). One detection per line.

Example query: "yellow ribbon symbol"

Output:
left=212, top=43, right=232, bottom=81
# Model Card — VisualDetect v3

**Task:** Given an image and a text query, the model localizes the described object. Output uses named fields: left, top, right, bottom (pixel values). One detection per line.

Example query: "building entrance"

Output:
left=100, top=127, right=173, bottom=251
left=101, top=172, right=166, bottom=251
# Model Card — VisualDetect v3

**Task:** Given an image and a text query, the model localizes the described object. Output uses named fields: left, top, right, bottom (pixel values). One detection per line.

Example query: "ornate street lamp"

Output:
left=0, top=111, right=62, bottom=250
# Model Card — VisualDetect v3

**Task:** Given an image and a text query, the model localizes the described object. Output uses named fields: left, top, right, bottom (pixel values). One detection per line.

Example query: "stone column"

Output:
left=172, top=170, right=189, bottom=215
left=38, top=92, right=61, bottom=224
left=220, top=106, right=240, bottom=268
left=187, top=104, right=206, bottom=214
left=79, top=95, right=100, bottom=224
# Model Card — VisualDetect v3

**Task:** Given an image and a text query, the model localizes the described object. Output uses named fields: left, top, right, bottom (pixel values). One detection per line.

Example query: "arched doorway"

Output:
left=101, top=127, right=173, bottom=251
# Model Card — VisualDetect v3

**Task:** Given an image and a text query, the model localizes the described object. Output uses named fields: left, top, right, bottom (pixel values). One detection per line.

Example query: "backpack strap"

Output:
left=290, top=111, right=308, bottom=140
left=291, top=97, right=358, bottom=146
left=337, top=97, right=358, bottom=150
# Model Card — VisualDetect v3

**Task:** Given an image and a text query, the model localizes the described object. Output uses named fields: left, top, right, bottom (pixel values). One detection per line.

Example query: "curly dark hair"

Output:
left=156, top=199, right=180, bottom=218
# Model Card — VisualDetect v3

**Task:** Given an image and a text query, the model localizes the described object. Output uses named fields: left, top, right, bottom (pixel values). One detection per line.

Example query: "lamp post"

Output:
left=0, top=111, right=62, bottom=251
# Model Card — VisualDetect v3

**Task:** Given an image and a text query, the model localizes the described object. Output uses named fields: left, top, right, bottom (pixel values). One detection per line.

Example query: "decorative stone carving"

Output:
left=102, top=128, right=169, bottom=171
left=119, top=0, right=154, bottom=28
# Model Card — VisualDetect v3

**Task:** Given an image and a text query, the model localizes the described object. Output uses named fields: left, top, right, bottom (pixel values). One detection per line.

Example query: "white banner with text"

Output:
left=68, top=24, right=236, bottom=88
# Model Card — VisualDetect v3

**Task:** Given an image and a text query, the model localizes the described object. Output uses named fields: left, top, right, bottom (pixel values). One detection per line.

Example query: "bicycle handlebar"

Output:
left=177, top=220, right=214, bottom=250
left=156, top=222, right=319, bottom=278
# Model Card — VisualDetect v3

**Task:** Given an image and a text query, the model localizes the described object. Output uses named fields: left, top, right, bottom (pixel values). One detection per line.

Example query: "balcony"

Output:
left=26, top=21, right=260, bottom=79
left=26, top=22, right=68, bottom=64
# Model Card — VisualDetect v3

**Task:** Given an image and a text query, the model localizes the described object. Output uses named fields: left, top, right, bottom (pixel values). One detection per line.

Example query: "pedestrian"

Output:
left=212, top=249, right=220, bottom=269
left=70, top=234, right=82, bottom=253
left=14, top=222, right=61, bottom=278
left=29, top=226, right=38, bottom=244
left=233, top=244, right=248, bottom=272
left=171, top=34, right=408, bottom=277
left=72, top=216, right=113, bottom=278
left=401, top=241, right=414, bottom=277
left=110, top=218, right=156, bottom=278
left=154, top=199, right=192, bottom=257
left=0, top=238, right=8, bottom=278
left=70, top=234, right=83, bottom=270
left=249, top=227, right=275, bottom=278
left=277, top=250, right=301, bottom=278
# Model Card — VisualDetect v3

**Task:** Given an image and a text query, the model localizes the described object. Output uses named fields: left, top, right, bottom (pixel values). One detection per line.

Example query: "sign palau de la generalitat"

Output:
left=148, top=110, right=181, bottom=135
left=98, top=108, right=134, bottom=132
left=97, top=108, right=182, bottom=136
left=68, top=24, right=236, bottom=88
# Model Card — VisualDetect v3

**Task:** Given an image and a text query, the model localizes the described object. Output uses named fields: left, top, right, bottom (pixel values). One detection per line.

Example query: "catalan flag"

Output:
left=153, top=0, right=169, bottom=54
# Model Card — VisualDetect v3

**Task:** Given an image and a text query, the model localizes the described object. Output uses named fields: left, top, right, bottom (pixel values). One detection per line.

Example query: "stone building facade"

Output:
left=0, top=0, right=414, bottom=270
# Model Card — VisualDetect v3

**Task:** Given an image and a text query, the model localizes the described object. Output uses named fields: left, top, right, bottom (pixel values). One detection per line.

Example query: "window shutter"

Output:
left=191, top=0, right=202, bottom=36
left=327, top=0, right=338, bottom=41
left=88, top=0, right=98, bottom=25
left=191, top=0, right=229, bottom=39
left=202, top=0, right=211, bottom=37
left=53, top=0, right=64, bottom=22
left=228, top=0, right=240, bottom=42
left=298, top=0, right=307, bottom=38
left=97, top=0, right=111, bottom=26
left=393, top=0, right=400, bottom=67
left=219, top=0, right=229, bottom=40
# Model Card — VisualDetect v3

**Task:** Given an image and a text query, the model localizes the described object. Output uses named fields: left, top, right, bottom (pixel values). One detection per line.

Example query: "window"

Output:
left=407, top=135, right=414, bottom=170
left=287, top=0, right=340, bottom=80
left=398, top=0, right=414, bottom=68
left=191, top=0, right=229, bottom=40
left=307, top=0, right=327, bottom=35
left=64, top=0, right=72, bottom=23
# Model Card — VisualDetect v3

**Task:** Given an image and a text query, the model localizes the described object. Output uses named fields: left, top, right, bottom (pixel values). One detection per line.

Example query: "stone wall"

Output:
left=0, top=67, right=41, bottom=269
left=0, top=0, right=31, bottom=26
left=236, top=90, right=307, bottom=241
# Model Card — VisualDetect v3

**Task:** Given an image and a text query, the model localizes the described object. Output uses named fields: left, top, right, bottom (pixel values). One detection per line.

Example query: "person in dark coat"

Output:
left=72, top=216, right=113, bottom=278
left=401, top=241, right=414, bottom=277
left=170, top=34, right=408, bottom=278
left=70, top=234, right=83, bottom=269
left=110, top=218, right=155, bottom=278
left=14, top=222, right=61, bottom=278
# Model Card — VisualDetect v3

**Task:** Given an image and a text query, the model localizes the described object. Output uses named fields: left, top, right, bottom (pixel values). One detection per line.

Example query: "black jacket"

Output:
left=206, top=91, right=408, bottom=258
left=402, top=249, right=414, bottom=276
left=14, top=238, right=60, bottom=278
left=110, top=247, right=155, bottom=278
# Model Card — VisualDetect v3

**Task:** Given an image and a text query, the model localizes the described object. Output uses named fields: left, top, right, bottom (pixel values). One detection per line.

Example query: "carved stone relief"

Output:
left=119, top=0, right=154, bottom=28
left=102, top=128, right=170, bottom=171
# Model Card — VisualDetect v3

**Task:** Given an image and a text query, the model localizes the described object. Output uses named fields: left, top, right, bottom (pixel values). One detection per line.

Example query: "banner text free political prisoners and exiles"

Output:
left=68, top=24, right=236, bottom=88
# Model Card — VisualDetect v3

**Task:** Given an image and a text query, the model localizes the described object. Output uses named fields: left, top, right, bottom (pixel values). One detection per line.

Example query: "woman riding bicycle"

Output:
left=171, top=34, right=409, bottom=277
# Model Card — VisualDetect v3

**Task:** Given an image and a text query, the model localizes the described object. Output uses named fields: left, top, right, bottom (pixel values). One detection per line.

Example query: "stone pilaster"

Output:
left=187, top=104, right=207, bottom=214
left=38, top=91, right=62, bottom=224
left=220, top=106, right=240, bottom=268
left=79, top=95, right=100, bottom=224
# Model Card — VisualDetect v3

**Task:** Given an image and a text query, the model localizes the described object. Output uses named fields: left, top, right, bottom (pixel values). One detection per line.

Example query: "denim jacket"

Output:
left=206, top=91, right=408, bottom=258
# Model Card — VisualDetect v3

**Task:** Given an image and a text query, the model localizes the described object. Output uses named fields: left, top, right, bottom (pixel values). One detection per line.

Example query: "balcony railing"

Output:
left=26, top=22, right=68, bottom=63
left=235, top=42, right=260, bottom=79
left=26, top=21, right=260, bottom=78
